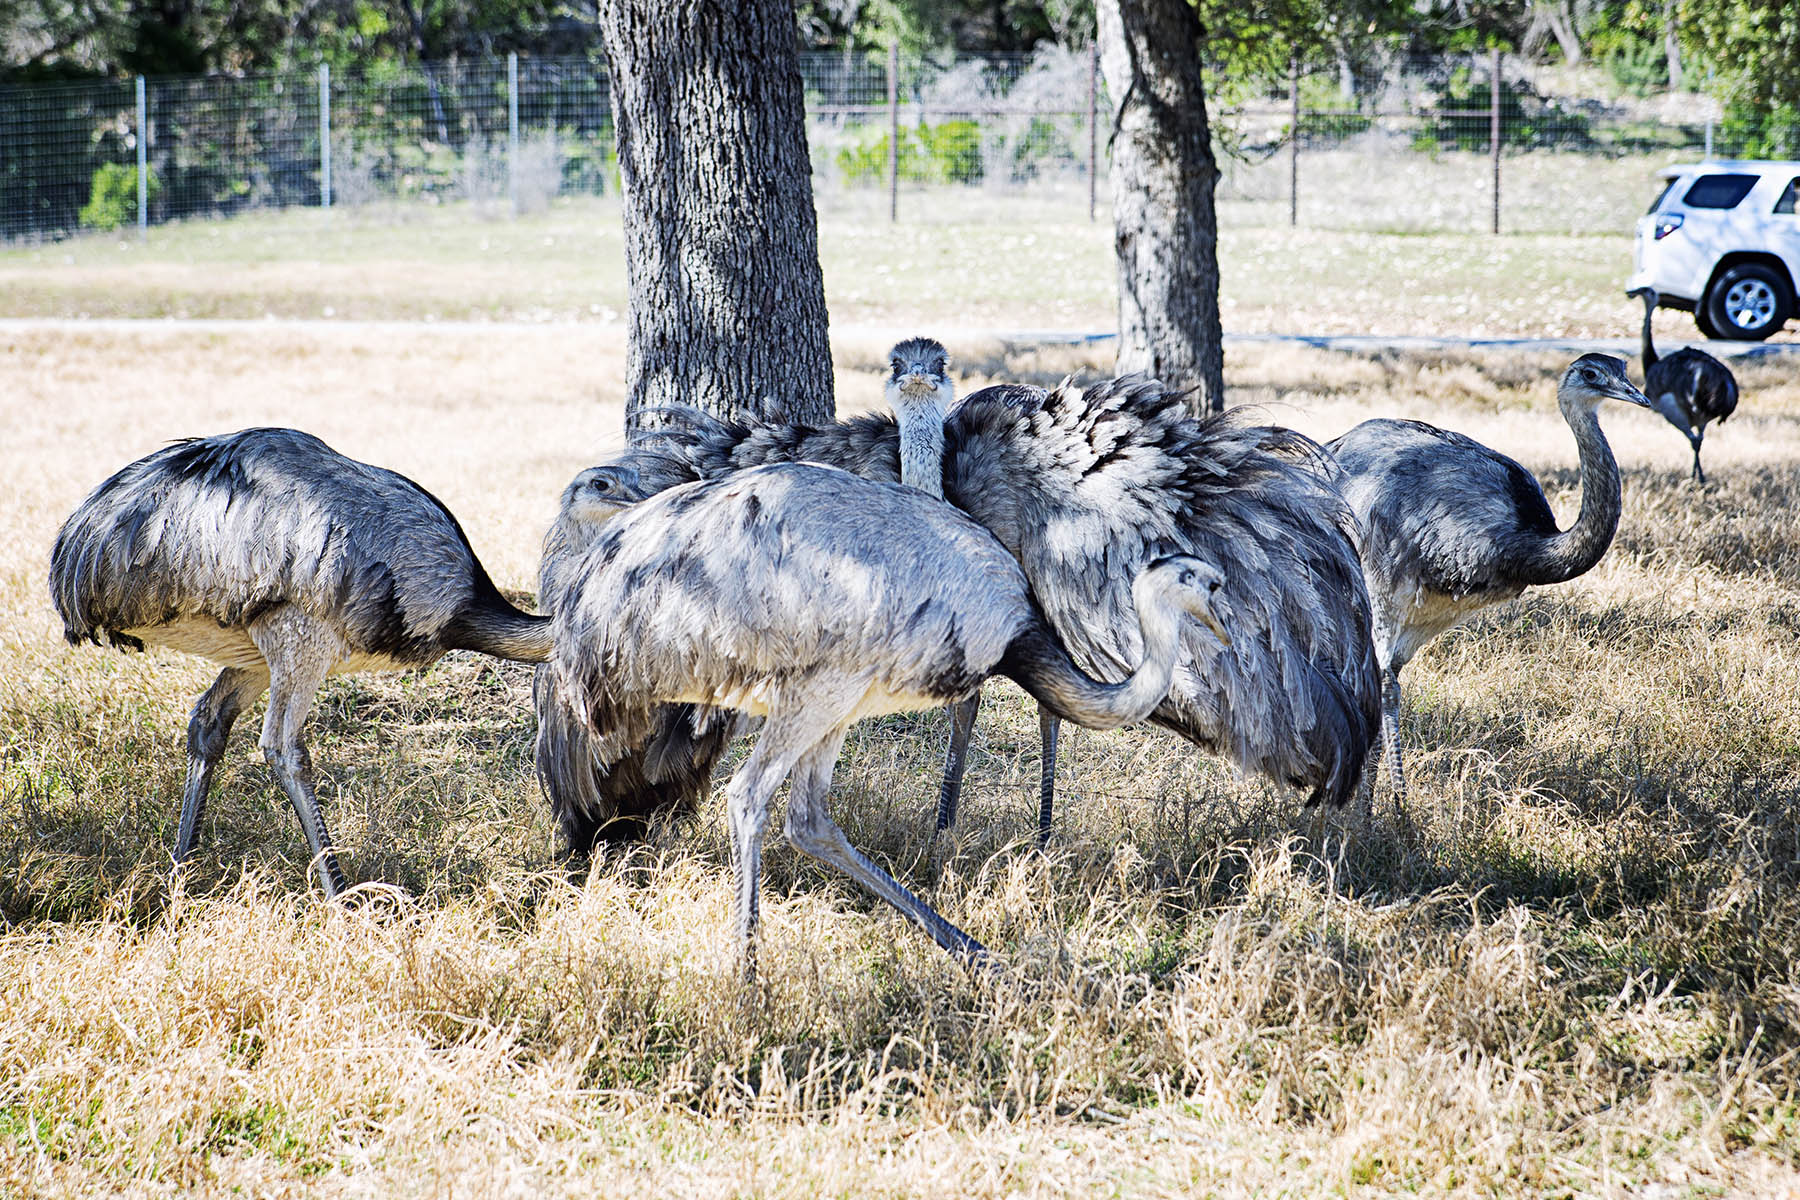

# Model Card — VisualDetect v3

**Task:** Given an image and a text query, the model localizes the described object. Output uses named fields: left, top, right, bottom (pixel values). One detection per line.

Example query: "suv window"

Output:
left=1682, top=173, right=1759, bottom=209
left=1646, top=178, right=1678, bottom=214
left=1776, top=177, right=1800, bottom=215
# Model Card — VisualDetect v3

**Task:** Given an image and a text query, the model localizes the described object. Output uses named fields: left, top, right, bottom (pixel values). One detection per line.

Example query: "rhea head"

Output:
left=559, top=464, right=647, bottom=528
left=884, top=336, right=953, bottom=419
left=1557, top=353, right=1651, bottom=413
left=1142, top=554, right=1232, bottom=648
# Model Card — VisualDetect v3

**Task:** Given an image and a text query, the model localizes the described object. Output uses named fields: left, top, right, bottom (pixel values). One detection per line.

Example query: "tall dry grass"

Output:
left=1, top=328, right=1797, bottom=1196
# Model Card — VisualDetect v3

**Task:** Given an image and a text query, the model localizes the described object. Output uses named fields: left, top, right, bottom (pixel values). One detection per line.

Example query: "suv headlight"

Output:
left=1653, top=213, right=1684, bottom=239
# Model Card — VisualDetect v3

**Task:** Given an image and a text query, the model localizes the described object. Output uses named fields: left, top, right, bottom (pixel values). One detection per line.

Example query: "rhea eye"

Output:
left=1581, top=368, right=1598, bottom=383
left=1179, top=568, right=1194, bottom=585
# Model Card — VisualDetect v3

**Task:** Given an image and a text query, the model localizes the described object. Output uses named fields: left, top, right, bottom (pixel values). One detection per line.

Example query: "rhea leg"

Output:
left=725, top=688, right=861, bottom=984
left=248, top=612, right=347, bottom=898
left=175, top=665, right=270, bottom=865
left=1690, top=433, right=1706, bottom=484
left=1380, top=667, right=1408, bottom=811
left=933, top=690, right=981, bottom=839
left=787, top=728, right=991, bottom=966
left=1035, top=708, right=1060, bottom=850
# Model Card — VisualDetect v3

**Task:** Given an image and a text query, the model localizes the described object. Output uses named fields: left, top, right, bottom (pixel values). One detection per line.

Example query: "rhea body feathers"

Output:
left=552, top=463, right=1227, bottom=758
left=49, top=427, right=550, bottom=896
left=52, top=428, right=548, bottom=667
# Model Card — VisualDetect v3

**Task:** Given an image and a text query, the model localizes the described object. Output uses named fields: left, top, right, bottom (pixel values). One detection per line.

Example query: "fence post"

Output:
left=1489, top=48, right=1501, bottom=235
left=1087, top=41, right=1098, bottom=222
left=887, top=42, right=899, bottom=223
left=507, top=52, right=520, bottom=216
left=319, top=64, right=332, bottom=209
left=135, top=75, right=147, bottom=236
left=1289, top=56, right=1300, bottom=228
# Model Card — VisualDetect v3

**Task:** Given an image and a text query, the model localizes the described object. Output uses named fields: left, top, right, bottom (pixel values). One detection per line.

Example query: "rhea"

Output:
left=49, top=428, right=554, bottom=896
left=1629, top=287, right=1739, bottom=483
left=1327, top=355, right=1650, bottom=804
left=546, top=462, right=1230, bottom=975
left=544, top=354, right=1376, bottom=857
left=533, top=464, right=741, bottom=846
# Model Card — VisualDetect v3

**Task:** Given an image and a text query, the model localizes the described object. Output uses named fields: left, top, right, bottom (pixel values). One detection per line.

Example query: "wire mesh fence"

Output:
left=2, top=47, right=1793, bottom=244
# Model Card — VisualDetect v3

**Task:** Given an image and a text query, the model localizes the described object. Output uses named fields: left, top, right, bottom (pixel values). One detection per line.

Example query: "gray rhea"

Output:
left=545, top=462, right=1230, bottom=974
left=534, top=464, right=741, bottom=849
left=1326, top=354, right=1651, bottom=805
left=48, top=428, right=553, bottom=897
left=1629, top=287, right=1739, bottom=483
left=538, top=353, right=1380, bottom=855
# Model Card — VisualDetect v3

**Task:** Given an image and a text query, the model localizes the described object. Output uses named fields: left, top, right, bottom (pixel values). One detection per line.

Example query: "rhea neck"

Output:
left=1637, top=291, right=1660, bottom=371
left=1008, top=568, right=1192, bottom=729
left=888, top=379, right=951, bottom=498
left=1520, top=391, right=1624, bottom=587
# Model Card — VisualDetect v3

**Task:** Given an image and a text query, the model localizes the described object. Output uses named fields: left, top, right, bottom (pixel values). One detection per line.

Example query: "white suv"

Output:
left=1628, top=160, right=1800, bottom=341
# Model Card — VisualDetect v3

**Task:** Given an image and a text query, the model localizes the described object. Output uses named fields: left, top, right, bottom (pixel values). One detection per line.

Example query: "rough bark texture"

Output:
left=598, top=1, right=834, bottom=435
left=1097, top=0, right=1225, bottom=415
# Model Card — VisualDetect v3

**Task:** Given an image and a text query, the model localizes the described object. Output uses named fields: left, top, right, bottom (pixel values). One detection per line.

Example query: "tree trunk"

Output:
left=1096, top=0, right=1225, bottom=415
left=598, top=1, right=834, bottom=436
left=1664, top=0, right=1682, bottom=91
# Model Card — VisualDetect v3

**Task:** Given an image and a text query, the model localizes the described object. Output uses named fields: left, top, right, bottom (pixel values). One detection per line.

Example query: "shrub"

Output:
left=78, top=162, right=159, bottom=230
left=1415, top=68, right=1592, bottom=152
left=1717, top=102, right=1800, bottom=160
left=836, top=120, right=984, bottom=186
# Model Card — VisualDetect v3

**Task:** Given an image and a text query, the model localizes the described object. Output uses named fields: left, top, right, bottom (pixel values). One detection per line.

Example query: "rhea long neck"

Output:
left=891, top=383, right=949, bottom=498
left=1518, top=395, right=1624, bottom=587
left=1007, top=571, right=1188, bottom=729
left=1638, top=292, right=1660, bottom=371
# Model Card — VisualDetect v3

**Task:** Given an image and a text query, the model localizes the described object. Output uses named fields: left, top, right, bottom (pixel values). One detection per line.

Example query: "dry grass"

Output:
left=3, top=327, right=1800, bottom=1197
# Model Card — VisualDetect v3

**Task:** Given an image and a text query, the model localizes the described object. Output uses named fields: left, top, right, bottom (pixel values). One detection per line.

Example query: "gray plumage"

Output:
left=534, top=465, right=740, bottom=849
left=535, top=366, right=1381, bottom=853
left=546, top=461, right=1228, bottom=973
left=1326, top=354, right=1651, bottom=804
left=48, top=427, right=552, bottom=896
left=1630, top=287, right=1739, bottom=483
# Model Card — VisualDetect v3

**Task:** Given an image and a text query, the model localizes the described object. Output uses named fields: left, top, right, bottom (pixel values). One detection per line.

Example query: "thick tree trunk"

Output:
left=598, top=1, right=834, bottom=436
left=1096, top=0, right=1225, bottom=415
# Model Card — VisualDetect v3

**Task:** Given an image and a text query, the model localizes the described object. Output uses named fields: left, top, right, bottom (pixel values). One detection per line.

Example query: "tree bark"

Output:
left=598, top=1, right=834, bottom=435
left=1664, top=0, right=1682, bottom=92
left=1096, top=0, right=1225, bottom=415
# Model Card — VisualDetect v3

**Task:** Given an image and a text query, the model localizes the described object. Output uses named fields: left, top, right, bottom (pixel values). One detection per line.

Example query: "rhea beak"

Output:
left=1612, top=379, right=1653, bottom=408
left=1192, top=582, right=1232, bottom=648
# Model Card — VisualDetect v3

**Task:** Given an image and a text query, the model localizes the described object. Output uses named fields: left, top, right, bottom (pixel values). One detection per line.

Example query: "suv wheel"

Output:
left=1704, top=263, right=1791, bottom=341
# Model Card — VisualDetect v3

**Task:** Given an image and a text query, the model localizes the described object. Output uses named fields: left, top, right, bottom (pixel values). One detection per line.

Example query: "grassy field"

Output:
left=1, top=306, right=1797, bottom=1196
left=5, top=192, right=1767, bottom=344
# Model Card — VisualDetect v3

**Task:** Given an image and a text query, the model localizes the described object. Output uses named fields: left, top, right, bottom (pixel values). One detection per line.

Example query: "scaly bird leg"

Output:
left=1381, top=667, right=1408, bottom=816
left=787, top=729, right=992, bottom=970
left=1035, top=707, right=1060, bottom=851
left=250, top=610, right=347, bottom=898
left=933, top=690, right=982, bottom=842
left=176, top=665, right=269, bottom=866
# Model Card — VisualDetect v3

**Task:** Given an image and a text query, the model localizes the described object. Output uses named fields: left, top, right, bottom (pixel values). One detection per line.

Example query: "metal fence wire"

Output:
left=0, top=48, right=1792, bottom=243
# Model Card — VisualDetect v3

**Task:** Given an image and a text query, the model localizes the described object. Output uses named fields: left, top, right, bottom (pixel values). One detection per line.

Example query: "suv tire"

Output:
left=1693, top=304, right=1721, bottom=339
left=1704, top=263, right=1791, bottom=341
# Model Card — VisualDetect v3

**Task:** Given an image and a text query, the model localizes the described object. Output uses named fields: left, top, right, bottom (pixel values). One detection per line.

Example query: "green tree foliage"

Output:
left=1683, top=0, right=1800, bottom=155
left=1, top=0, right=586, bottom=81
